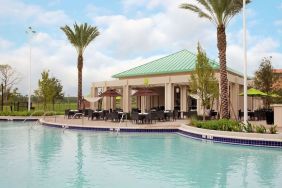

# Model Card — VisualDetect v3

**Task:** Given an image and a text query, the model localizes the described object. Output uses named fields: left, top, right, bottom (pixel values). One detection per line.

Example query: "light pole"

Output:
left=243, top=0, right=248, bottom=124
left=25, top=27, right=36, bottom=111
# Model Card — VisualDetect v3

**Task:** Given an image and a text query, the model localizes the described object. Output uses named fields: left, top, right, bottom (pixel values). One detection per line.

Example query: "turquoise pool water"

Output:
left=1, top=122, right=282, bottom=188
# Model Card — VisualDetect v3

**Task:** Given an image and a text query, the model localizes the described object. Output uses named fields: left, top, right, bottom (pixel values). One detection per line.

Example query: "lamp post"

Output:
left=243, top=0, right=248, bottom=124
left=25, top=27, right=36, bottom=111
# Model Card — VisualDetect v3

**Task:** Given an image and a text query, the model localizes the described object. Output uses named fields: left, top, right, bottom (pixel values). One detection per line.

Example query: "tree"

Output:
left=34, top=70, right=64, bottom=110
left=60, top=23, right=99, bottom=109
left=180, top=0, right=250, bottom=119
left=0, top=64, right=21, bottom=102
left=254, top=56, right=275, bottom=107
left=49, top=77, right=64, bottom=110
left=190, top=43, right=218, bottom=120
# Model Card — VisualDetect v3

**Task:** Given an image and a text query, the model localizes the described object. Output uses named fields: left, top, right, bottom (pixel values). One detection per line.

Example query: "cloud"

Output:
left=91, top=0, right=216, bottom=59
left=0, top=0, right=71, bottom=26
left=227, top=37, right=282, bottom=76
left=275, top=20, right=282, bottom=27
left=0, top=38, right=13, bottom=49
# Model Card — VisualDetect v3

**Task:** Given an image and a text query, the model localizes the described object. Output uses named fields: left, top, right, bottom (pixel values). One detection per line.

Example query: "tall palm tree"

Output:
left=61, top=23, right=99, bottom=108
left=180, top=0, right=250, bottom=119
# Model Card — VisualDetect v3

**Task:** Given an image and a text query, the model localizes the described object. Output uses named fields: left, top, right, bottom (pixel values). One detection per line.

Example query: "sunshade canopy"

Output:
left=239, top=88, right=267, bottom=96
left=99, top=89, right=122, bottom=97
left=268, top=93, right=280, bottom=98
left=84, top=97, right=102, bottom=103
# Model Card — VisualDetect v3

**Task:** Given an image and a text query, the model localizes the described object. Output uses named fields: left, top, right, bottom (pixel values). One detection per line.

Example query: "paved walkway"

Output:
left=41, top=115, right=187, bottom=129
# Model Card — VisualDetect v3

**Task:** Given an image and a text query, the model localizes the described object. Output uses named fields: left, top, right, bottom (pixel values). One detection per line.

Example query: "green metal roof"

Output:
left=112, top=49, right=242, bottom=78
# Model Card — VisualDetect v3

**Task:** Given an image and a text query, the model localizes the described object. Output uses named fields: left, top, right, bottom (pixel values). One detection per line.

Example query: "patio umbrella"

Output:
left=99, top=89, right=122, bottom=110
left=132, top=88, right=159, bottom=112
left=268, top=93, right=280, bottom=98
left=132, top=88, right=159, bottom=96
left=239, top=88, right=267, bottom=111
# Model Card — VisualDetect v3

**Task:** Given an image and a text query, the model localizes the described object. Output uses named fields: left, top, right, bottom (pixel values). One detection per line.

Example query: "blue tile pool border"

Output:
left=40, top=121, right=282, bottom=148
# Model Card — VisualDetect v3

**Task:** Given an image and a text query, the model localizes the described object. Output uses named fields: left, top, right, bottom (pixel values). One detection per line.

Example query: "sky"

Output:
left=0, top=0, right=281, bottom=96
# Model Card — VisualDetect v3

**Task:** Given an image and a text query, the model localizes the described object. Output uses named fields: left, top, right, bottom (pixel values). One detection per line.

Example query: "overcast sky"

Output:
left=0, top=0, right=281, bottom=96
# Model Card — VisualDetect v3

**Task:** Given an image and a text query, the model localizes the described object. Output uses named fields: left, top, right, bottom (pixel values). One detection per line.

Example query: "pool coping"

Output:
left=0, top=117, right=38, bottom=121
left=39, top=119, right=282, bottom=148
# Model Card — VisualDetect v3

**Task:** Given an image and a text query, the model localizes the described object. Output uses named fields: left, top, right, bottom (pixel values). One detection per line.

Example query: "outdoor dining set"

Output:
left=64, top=108, right=183, bottom=124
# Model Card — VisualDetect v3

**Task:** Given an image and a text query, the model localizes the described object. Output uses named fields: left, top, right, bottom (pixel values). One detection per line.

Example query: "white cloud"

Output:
left=0, top=38, right=13, bottom=49
left=227, top=37, right=282, bottom=77
left=0, top=0, right=71, bottom=26
left=275, top=20, right=282, bottom=26
left=92, top=0, right=215, bottom=59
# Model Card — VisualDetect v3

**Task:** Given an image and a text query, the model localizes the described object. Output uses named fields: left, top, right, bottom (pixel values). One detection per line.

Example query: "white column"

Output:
left=102, top=86, right=109, bottom=110
left=122, top=85, right=131, bottom=113
left=165, top=83, right=174, bottom=110
left=180, top=86, right=187, bottom=112
left=141, top=96, right=146, bottom=113
left=272, top=104, right=282, bottom=127
left=92, top=86, right=99, bottom=110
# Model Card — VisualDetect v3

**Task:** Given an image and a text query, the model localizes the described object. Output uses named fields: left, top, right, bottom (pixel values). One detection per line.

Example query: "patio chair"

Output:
left=108, top=111, right=119, bottom=121
left=131, top=112, right=140, bottom=124
left=150, top=111, right=158, bottom=123
left=238, top=109, right=243, bottom=120
left=88, top=109, right=93, bottom=120
left=102, top=110, right=109, bottom=120
left=64, top=109, right=70, bottom=119
left=157, top=111, right=165, bottom=121
left=209, top=110, right=217, bottom=119
left=173, top=110, right=179, bottom=121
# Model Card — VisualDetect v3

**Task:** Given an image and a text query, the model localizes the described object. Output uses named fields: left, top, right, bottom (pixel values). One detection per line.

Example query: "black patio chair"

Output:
left=131, top=112, right=140, bottom=124
left=88, top=109, right=93, bottom=120
left=102, top=110, right=109, bottom=120
left=150, top=111, right=158, bottom=123
left=64, top=109, right=70, bottom=119
left=157, top=111, right=165, bottom=121
left=173, top=110, right=179, bottom=121
left=109, top=111, right=119, bottom=122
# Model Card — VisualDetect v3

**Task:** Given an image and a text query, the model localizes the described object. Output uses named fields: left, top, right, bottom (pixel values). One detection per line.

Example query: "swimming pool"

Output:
left=1, top=122, right=282, bottom=188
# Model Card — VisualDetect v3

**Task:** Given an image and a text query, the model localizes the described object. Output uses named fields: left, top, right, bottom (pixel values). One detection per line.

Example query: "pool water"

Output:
left=1, top=122, right=282, bottom=188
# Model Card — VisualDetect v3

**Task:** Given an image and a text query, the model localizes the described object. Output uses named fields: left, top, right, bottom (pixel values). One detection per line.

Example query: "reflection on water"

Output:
left=0, top=122, right=282, bottom=188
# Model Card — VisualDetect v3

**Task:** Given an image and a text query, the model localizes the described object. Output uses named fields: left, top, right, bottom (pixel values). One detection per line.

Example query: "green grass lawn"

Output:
left=0, top=102, right=77, bottom=116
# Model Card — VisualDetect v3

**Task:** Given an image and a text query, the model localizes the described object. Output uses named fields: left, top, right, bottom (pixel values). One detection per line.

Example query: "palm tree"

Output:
left=61, top=23, right=100, bottom=108
left=180, top=0, right=250, bottom=119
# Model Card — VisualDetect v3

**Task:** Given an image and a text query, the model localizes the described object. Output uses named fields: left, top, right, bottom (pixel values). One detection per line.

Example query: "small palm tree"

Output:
left=61, top=23, right=99, bottom=108
left=180, top=0, right=250, bottom=119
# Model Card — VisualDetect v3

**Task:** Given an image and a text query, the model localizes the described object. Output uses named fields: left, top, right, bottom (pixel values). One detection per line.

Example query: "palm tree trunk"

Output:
left=217, top=25, right=229, bottom=119
left=77, top=54, right=83, bottom=109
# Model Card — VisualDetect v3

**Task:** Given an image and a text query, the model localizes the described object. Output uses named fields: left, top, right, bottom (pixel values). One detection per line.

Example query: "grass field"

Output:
left=1, top=103, right=77, bottom=112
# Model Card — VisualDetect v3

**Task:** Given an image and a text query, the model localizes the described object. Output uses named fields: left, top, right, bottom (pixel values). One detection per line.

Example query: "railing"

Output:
left=43, top=111, right=57, bottom=122
left=23, top=111, right=57, bottom=123
left=23, top=111, right=42, bottom=123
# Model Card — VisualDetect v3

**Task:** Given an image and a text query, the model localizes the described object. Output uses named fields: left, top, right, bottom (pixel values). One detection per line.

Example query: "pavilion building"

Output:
left=91, top=49, right=248, bottom=119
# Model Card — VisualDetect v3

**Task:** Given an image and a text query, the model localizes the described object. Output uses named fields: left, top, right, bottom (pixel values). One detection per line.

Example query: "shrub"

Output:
left=255, top=125, right=266, bottom=133
left=243, top=121, right=254, bottom=133
left=191, top=119, right=243, bottom=132
left=269, top=125, right=277, bottom=134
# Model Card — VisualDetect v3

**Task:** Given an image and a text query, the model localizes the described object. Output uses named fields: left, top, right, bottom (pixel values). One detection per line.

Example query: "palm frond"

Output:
left=180, top=3, right=212, bottom=21
left=180, top=0, right=251, bottom=26
left=60, top=23, right=100, bottom=55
